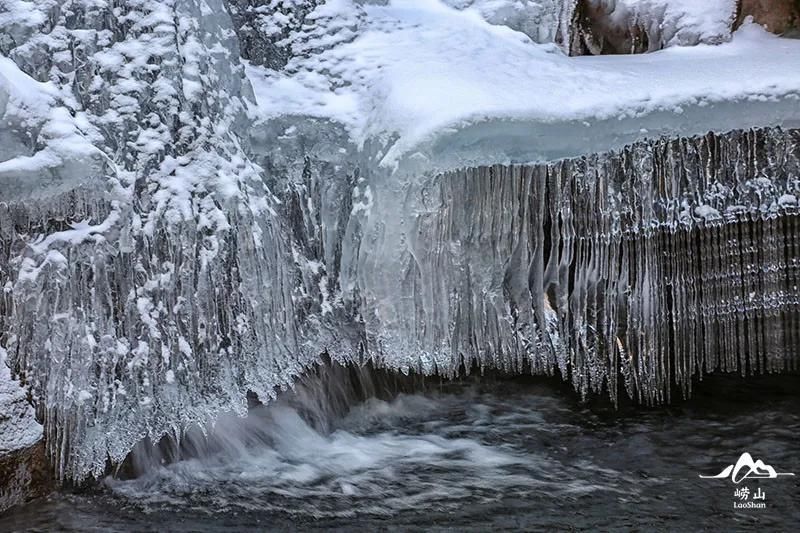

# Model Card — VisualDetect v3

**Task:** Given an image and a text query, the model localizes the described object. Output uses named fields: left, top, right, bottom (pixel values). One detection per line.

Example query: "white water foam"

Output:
left=107, top=390, right=628, bottom=517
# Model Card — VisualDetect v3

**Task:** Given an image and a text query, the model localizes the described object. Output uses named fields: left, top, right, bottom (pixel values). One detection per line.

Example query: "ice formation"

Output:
left=0, top=0, right=325, bottom=480
left=0, top=0, right=799, bottom=482
left=443, top=0, right=578, bottom=48
left=575, top=0, right=739, bottom=54
left=416, top=129, right=800, bottom=405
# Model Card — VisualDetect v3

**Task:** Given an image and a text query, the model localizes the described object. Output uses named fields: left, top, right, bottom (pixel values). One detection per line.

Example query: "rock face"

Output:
left=737, top=0, right=800, bottom=34
left=0, top=443, right=49, bottom=513
left=0, top=352, right=41, bottom=457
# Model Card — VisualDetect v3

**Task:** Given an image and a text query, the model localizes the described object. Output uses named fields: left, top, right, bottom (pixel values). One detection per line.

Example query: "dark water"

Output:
left=2, top=376, right=799, bottom=531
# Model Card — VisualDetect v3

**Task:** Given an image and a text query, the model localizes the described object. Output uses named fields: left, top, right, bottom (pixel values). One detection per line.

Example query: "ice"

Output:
left=0, top=0, right=325, bottom=481
left=330, top=128, right=800, bottom=405
left=443, top=0, right=578, bottom=47
left=1, top=0, right=799, bottom=484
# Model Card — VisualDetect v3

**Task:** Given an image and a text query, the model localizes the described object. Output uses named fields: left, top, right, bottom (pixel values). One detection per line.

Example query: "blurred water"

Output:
left=2, top=376, right=799, bottom=531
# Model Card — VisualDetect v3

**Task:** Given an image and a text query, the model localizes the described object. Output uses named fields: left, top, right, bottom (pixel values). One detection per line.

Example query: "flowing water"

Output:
left=2, top=376, right=799, bottom=531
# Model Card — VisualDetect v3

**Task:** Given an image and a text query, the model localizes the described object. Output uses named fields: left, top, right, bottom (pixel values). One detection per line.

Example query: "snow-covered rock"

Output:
left=576, top=0, right=738, bottom=54
left=227, top=0, right=325, bottom=68
left=0, top=349, right=41, bottom=456
left=0, top=56, right=106, bottom=201
left=0, top=348, right=45, bottom=512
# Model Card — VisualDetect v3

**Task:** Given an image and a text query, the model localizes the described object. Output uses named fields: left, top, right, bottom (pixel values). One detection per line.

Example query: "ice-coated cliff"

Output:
left=1, top=0, right=799, bottom=482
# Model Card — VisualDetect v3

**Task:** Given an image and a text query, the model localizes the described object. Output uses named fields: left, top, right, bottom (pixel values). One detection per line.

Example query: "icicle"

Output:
left=425, top=127, right=799, bottom=406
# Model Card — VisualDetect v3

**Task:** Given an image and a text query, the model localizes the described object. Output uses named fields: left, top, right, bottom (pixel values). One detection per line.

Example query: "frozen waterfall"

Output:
left=1, top=0, right=799, bottom=484
left=4, top=123, right=800, bottom=481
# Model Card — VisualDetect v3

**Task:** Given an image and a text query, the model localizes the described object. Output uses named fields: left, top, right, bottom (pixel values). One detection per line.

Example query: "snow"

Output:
left=0, top=56, right=106, bottom=199
left=247, top=0, right=800, bottom=171
left=0, top=56, right=57, bottom=115
left=0, top=0, right=48, bottom=28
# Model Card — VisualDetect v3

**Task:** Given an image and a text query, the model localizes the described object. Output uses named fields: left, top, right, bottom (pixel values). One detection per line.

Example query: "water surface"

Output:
left=2, top=376, right=798, bottom=531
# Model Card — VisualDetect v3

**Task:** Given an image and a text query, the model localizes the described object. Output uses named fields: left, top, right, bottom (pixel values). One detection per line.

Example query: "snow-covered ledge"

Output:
left=247, top=3, right=800, bottom=176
